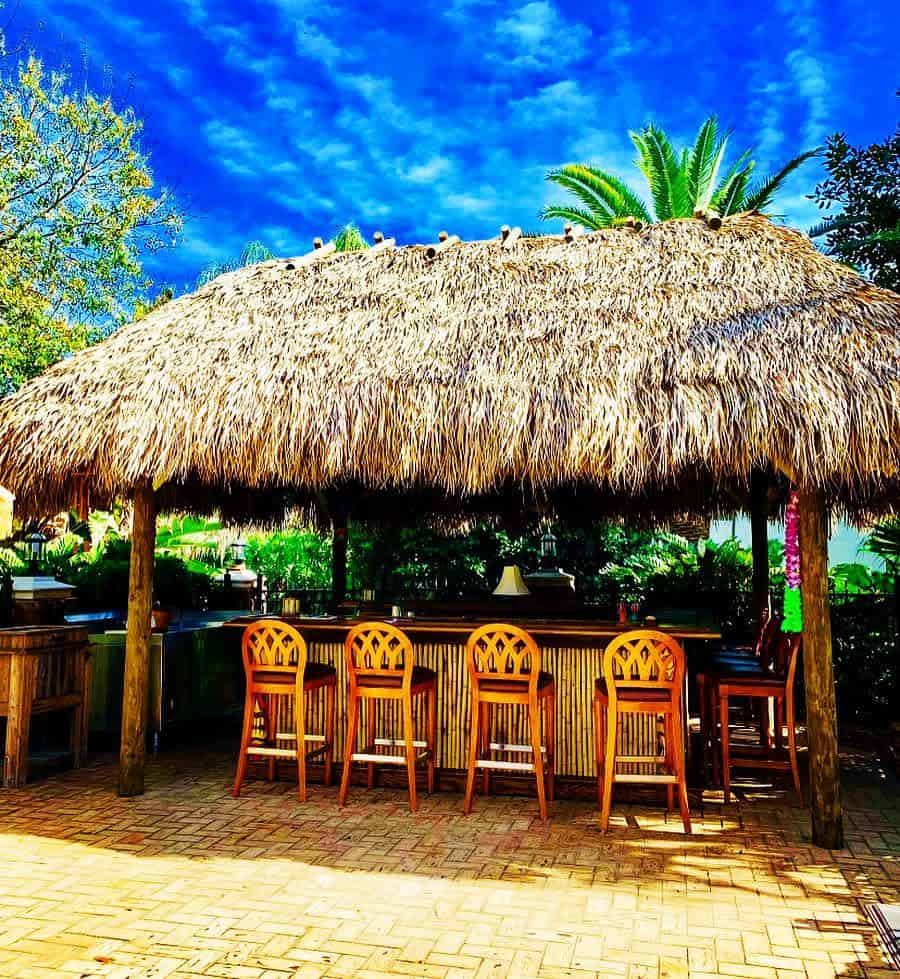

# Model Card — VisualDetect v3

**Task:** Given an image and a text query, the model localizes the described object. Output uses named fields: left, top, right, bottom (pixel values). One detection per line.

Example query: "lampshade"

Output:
left=493, top=564, right=530, bottom=597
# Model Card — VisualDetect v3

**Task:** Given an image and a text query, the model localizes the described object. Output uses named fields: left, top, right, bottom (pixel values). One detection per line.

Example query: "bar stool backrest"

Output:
left=466, top=623, right=541, bottom=695
left=242, top=619, right=307, bottom=677
left=345, top=621, right=413, bottom=686
left=602, top=629, right=685, bottom=695
left=772, top=631, right=802, bottom=684
left=757, top=613, right=784, bottom=666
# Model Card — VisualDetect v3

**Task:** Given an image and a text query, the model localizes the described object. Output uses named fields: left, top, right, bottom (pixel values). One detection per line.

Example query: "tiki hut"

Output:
left=2, top=212, right=899, bottom=846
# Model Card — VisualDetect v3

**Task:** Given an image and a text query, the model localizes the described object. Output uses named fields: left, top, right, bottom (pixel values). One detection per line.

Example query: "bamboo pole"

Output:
left=118, top=482, right=156, bottom=797
left=750, top=470, right=770, bottom=631
left=798, top=485, right=843, bottom=849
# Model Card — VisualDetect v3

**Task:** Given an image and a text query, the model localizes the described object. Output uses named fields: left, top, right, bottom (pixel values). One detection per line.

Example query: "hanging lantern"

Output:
left=782, top=490, right=803, bottom=633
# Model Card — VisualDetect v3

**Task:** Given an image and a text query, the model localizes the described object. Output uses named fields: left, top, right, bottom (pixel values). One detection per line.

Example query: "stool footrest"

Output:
left=247, top=746, right=299, bottom=759
left=488, top=741, right=546, bottom=754
left=351, top=750, right=430, bottom=765
left=476, top=759, right=536, bottom=773
left=372, top=737, right=427, bottom=749
left=276, top=733, right=326, bottom=743
left=614, top=773, right=677, bottom=784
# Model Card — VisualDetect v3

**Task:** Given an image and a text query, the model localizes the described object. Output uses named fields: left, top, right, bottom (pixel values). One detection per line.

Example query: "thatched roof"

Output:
left=1, top=213, right=899, bottom=518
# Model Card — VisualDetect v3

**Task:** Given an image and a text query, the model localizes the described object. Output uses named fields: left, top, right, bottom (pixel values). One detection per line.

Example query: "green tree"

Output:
left=334, top=223, right=368, bottom=252
left=809, top=112, right=900, bottom=291
left=0, top=54, right=181, bottom=391
left=542, top=116, right=817, bottom=229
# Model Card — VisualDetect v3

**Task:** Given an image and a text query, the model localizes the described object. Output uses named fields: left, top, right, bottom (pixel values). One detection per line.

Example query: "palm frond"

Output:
left=743, top=149, right=819, bottom=212
left=686, top=116, right=720, bottom=207
left=631, top=125, right=687, bottom=220
left=808, top=215, right=866, bottom=239
left=545, top=165, right=650, bottom=225
left=539, top=204, right=610, bottom=230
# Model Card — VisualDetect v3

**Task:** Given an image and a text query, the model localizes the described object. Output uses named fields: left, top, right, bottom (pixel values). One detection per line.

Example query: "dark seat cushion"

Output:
left=357, top=665, right=437, bottom=689
left=594, top=678, right=673, bottom=703
left=252, top=661, right=336, bottom=686
left=477, top=670, right=554, bottom=694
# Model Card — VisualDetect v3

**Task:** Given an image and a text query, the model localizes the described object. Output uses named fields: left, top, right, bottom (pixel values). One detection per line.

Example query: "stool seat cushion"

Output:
left=252, top=662, right=336, bottom=686
left=476, top=670, right=554, bottom=694
left=357, top=665, right=437, bottom=691
left=594, top=678, right=673, bottom=703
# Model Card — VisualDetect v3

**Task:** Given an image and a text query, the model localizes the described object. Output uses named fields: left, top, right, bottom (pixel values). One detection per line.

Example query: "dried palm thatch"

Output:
left=1, top=213, right=899, bottom=518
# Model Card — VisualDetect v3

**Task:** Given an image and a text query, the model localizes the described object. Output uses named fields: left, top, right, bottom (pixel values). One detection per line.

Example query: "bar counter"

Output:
left=223, top=615, right=721, bottom=779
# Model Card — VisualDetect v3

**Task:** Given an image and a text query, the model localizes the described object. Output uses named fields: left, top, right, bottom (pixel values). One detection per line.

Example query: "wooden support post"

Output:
left=798, top=486, right=843, bottom=849
left=750, top=470, right=770, bottom=631
left=118, top=483, right=157, bottom=797
left=3, top=651, right=36, bottom=787
left=331, top=507, right=349, bottom=610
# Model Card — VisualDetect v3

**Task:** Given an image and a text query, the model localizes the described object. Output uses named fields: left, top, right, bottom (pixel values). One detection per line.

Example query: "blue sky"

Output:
left=9, top=0, right=899, bottom=294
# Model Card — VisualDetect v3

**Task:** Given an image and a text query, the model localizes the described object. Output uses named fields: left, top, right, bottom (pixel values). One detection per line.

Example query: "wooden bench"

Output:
left=0, top=626, right=91, bottom=787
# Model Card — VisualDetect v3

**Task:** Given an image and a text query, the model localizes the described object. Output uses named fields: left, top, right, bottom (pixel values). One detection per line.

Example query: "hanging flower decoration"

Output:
left=782, top=489, right=803, bottom=632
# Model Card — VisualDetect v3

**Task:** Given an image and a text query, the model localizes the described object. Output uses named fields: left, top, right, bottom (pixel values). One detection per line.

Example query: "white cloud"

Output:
left=494, top=1, right=590, bottom=69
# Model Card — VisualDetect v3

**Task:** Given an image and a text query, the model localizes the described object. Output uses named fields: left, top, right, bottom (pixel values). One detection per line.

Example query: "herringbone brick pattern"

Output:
left=0, top=749, right=896, bottom=978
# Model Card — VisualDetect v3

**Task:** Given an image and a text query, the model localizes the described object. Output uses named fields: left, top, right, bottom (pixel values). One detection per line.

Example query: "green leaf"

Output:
left=743, top=149, right=819, bottom=212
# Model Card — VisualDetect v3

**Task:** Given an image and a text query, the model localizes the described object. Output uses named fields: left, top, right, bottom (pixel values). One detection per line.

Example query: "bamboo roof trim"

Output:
left=1, top=212, right=899, bottom=515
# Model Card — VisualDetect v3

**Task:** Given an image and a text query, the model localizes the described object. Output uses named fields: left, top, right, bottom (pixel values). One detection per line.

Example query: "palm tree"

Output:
left=542, top=116, right=818, bottom=230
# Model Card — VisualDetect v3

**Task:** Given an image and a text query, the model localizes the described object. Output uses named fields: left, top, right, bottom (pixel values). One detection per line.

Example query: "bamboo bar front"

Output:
left=225, top=617, right=720, bottom=780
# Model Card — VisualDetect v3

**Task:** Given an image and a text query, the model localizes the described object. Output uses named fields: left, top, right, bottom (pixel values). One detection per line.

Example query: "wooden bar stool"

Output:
left=338, top=622, right=436, bottom=812
left=699, top=614, right=783, bottom=783
left=594, top=630, right=690, bottom=833
left=714, top=632, right=803, bottom=802
left=463, top=623, right=555, bottom=822
left=232, top=619, right=336, bottom=801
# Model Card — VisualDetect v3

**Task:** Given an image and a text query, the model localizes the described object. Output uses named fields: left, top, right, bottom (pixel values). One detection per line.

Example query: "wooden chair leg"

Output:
left=480, top=702, right=492, bottom=795
left=698, top=675, right=708, bottom=783
left=528, top=699, right=548, bottom=822
left=719, top=691, right=731, bottom=803
left=665, top=714, right=675, bottom=812
left=366, top=697, right=377, bottom=789
left=593, top=696, right=605, bottom=810
left=295, top=689, right=307, bottom=803
left=324, top=680, right=335, bottom=788
left=426, top=686, right=436, bottom=795
left=265, top=695, right=277, bottom=781
left=402, top=695, right=418, bottom=813
left=786, top=693, right=802, bottom=801
left=545, top=691, right=555, bottom=804
left=774, top=696, right=785, bottom=750
left=232, top=693, right=255, bottom=797
left=339, top=693, right=359, bottom=807
left=671, top=702, right=692, bottom=834
left=463, top=695, right=480, bottom=815
left=710, top=686, right=720, bottom=787
left=600, top=706, right=617, bottom=831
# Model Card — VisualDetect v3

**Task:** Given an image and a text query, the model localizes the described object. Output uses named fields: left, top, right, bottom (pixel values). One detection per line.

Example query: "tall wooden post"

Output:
left=331, top=507, right=348, bottom=610
left=798, top=486, right=843, bottom=849
left=118, top=483, right=156, bottom=797
left=750, top=471, right=770, bottom=631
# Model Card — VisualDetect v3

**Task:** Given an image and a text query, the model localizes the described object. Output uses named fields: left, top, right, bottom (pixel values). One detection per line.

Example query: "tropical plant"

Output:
left=0, top=53, right=182, bottom=392
left=863, top=520, right=900, bottom=571
left=334, top=223, right=369, bottom=252
left=810, top=113, right=900, bottom=291
left=197, top=240, right=275, bottom=287
left=542, top=116, right=818, bottom=230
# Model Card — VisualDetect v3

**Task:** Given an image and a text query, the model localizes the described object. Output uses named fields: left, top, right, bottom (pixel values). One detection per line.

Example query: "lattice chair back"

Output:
left=466, top=623, right=541, bottom=694
left=242, top=619, right=307, bottom=678
left=345, top=621, right=414, bottom=686
left=602, top=629, right=685, bottom=697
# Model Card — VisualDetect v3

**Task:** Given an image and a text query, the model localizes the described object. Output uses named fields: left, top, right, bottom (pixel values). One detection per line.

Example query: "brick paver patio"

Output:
left=0, top=748, right=897, bottom=979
